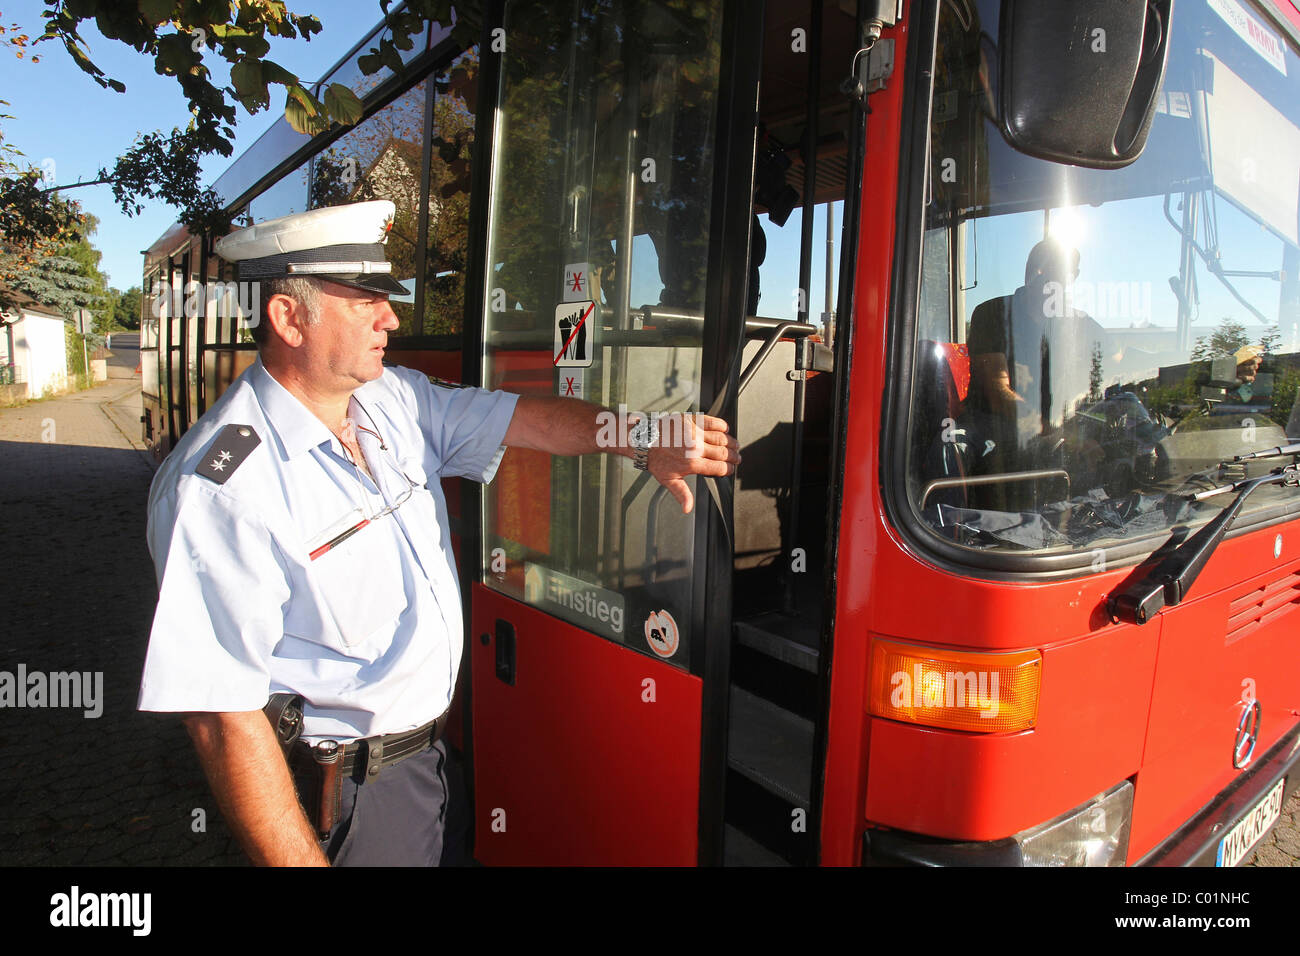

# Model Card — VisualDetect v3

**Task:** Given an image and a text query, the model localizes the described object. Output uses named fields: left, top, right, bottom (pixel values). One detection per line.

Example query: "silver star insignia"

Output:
left=218, top=449, right=233, bottom=462
left=210, top=458, right=227, bottom=471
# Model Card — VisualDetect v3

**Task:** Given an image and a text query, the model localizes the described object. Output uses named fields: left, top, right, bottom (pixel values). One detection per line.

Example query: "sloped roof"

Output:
left=0, top=285, right=65, bottom=322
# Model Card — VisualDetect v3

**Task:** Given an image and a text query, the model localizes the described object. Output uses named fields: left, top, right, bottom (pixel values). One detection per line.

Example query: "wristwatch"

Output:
left=628, top=415, right=659, bottom=472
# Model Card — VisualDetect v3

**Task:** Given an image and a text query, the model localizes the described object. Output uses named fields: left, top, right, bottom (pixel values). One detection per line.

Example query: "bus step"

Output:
left=734, top=612, right=819, bottom=673
left=723, top=768, right=815, bottom=866
left=727, top=685, right=814, bottom=808
left=723, top=823, right=790, bottom=866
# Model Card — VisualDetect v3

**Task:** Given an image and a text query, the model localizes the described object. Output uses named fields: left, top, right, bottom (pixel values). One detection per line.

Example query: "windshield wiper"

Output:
left=1109, top=464, right=1300, bottom=625
left=1234, top=442, right=1300, bottom=463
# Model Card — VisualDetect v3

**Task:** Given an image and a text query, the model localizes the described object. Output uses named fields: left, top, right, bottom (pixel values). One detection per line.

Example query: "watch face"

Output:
left=630, top=417, right=658, bottom=448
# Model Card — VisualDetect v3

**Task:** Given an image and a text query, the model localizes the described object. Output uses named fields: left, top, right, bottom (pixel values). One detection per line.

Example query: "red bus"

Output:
left=141, top=0, right=1300, bottom=865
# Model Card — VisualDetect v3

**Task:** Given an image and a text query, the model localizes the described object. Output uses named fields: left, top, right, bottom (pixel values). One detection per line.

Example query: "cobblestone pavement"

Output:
left=0, top=381, right=245, bottom=865
left=0, top=380, right=1296, bottom=867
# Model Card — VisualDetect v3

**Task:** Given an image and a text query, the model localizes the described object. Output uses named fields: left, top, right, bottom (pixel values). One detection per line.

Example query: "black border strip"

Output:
left=695, top=0, right=766, bottom=866
left=455, top=0, right=506, bottom=867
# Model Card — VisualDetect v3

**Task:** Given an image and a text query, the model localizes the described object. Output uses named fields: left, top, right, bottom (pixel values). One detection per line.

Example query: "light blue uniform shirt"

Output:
left=139, top=357, right=519, bottom=741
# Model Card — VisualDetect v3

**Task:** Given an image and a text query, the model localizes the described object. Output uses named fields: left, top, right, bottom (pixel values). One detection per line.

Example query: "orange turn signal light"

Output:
left=868, top=639, right=1041, bottom=733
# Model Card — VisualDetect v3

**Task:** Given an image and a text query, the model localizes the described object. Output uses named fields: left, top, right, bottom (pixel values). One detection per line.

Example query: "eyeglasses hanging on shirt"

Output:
left=309, top=405, right=421, bottom=561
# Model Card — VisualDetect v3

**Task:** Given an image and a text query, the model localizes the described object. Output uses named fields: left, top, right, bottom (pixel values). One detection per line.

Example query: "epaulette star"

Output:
left=197, top=425, right=261, bottom=484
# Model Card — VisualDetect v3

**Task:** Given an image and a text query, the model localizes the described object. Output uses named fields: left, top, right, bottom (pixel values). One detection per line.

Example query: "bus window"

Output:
left=310, top=79, right=428, bottom=334
left=423, top=49, right=478, bottom=337
left=480, top=0, right=726, bottom=668
left=903, top=0, right=1300, bottom=566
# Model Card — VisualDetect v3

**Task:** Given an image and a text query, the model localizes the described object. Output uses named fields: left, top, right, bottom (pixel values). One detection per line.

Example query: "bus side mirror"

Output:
left=998, top=0, right=1173, bottom=169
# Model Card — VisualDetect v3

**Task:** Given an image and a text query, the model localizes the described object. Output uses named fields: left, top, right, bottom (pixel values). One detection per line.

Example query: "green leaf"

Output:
left=260, top=60, right=297, bottom=87
left=137, top=0, right=174, bottom=26
left=356, top=51, right=382, bottom=75
left=229, top=58, right=262, bottom=97
left=63, top=39, right=103, bottom=79
left=380, top=41, right=404, bottom=75
left=241, top=35, right=270, bottom=59
left=283, top=84, right=325, bottom=135
left=323, top=83, right=363, bottom=125
left=107, top=78, right=126, bottom=93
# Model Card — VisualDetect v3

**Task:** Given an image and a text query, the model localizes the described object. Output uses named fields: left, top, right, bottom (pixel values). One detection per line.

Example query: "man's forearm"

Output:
left=503, top=394, right=740, bottom=513
left=502, top=396, right=628, bottom=456
left=183, top=710, right=329, bottom=867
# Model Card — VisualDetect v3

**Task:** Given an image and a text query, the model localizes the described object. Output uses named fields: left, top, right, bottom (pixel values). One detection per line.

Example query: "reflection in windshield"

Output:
left=908, top=0, right=1300, bottom=556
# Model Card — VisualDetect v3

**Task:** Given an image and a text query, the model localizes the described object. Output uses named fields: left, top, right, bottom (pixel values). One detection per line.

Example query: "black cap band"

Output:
left=237, top=243, right=390, bottom=280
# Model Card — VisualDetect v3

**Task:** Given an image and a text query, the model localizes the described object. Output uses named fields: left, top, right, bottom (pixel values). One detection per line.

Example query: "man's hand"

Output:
left=504, top=397, right=741, bottom=513
left=644, top=413, right=739, bottom=514
left=182, top=710, right=329, bottom=867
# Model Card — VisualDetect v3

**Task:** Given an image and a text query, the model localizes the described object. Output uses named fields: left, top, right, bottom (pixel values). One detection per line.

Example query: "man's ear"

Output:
left=264, top=293, right=308, bottom=348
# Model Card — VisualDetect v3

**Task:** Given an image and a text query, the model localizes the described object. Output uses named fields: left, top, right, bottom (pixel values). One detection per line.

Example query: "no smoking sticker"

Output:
left=644, top=610, right=680, bottom=659
left=563, top=262, right=590, bottom=302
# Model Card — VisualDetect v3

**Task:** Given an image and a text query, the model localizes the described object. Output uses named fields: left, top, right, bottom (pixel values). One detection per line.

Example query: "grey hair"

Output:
left=253, top=276, right=322, bottom=344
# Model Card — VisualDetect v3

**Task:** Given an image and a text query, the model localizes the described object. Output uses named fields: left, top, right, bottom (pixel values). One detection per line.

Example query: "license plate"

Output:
left=1216, top=777, right=1286, bottom=867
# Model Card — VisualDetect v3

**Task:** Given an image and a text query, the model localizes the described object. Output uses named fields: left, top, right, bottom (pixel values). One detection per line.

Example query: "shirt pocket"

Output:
left=308, top=510, right=409, bottom=650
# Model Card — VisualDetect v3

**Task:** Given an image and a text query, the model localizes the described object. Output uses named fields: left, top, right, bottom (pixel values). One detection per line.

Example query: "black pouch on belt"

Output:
left=262, top=693, right=305, bottom=756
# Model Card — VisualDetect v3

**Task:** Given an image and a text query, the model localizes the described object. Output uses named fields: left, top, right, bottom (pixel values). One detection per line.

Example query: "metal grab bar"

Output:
left=920, top=469, right=1072, bottom=509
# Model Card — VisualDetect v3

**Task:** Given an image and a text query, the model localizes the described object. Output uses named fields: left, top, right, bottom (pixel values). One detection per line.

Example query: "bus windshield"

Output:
left=904, top=0, right=1300, bottom=564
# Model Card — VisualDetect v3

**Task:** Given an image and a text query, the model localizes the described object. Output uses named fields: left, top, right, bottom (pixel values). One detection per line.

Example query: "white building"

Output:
left=1, top=291, right=69, bottom=399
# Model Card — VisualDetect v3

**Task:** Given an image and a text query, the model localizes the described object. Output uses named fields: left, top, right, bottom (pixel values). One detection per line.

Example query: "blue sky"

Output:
left=0, top=0, right=375, bottom=289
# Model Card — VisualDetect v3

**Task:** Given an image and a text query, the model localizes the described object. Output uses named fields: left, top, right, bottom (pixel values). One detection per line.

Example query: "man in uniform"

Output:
left=138, top=200, right=738, bottom=866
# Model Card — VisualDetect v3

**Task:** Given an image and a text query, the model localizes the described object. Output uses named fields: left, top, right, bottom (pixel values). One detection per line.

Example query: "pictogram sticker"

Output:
left=563, top=262, right=591, bottom=302
left=644, top=609, right=680, bottom=659
left=554, top=300, right=596, bottom=367
left=558, top=369, right=584, bottom=399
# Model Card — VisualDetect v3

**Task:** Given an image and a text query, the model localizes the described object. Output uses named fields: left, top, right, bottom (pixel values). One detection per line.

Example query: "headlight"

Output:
left=1014, top=781, right=1134, bottom=866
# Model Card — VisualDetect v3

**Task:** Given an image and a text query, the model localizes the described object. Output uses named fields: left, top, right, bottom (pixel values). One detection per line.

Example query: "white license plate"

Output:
left=1216, top=777, right=1286, bottom=867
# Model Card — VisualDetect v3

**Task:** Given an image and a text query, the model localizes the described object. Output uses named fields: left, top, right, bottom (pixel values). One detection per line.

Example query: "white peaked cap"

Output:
left=214, top=200, right=405, bottom=297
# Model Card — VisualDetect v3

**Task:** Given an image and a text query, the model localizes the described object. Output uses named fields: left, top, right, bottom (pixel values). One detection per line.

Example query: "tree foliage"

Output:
left=3, top=1, right=469, bottom=247
left=1, top=213, right=109, bottom=318
left=1190, top=319, right=1250, bottom=361
left=1, top=1, right=480, bottom=314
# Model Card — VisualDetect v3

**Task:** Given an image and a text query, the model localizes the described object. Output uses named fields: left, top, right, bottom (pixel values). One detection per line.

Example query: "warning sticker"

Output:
left=554, top=300, right=596, bottom=368
left=563, top=262, right=591, bottom=302
left=558, top=369, right=584, bottom=399
left=644, top=609, right=680, bottom=659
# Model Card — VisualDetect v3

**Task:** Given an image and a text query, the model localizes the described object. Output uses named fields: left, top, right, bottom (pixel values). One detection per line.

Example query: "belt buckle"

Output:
left=364, top=736, right=384, bottom=778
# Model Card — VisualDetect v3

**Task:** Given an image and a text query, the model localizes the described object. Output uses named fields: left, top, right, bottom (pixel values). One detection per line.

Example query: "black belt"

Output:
left=337, top=712, right=449, bottom=779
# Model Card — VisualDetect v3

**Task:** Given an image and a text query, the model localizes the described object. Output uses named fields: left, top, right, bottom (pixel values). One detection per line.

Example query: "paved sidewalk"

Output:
left=0, top=381, right=244, bottom=865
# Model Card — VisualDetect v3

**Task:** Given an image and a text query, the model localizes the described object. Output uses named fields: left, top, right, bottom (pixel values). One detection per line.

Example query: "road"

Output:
left=0, top=380, right=244, bottom=864
left=0, top=378, right=1295, bottom=866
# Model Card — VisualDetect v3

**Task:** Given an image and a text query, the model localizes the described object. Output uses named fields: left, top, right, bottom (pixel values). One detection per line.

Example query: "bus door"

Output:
left=468, top=0, right=762, bottom=864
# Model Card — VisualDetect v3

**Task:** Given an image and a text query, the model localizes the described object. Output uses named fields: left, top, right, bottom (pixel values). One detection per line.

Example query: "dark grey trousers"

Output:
left=323, top=740, right=449, bottom=866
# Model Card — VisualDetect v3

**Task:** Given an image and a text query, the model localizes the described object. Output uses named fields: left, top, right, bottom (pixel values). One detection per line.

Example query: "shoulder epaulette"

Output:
left=196, top=424, right=261, bottom=484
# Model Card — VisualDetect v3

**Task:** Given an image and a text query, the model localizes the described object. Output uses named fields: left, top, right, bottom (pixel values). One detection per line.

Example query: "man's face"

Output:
left=1237, top=358, right=1260, bottom=383
left=299, top=281, right=400, bottom=390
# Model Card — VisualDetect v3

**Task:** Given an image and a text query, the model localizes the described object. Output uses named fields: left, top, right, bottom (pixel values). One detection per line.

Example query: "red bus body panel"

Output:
left=471, top=586, right=702, bottom=865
